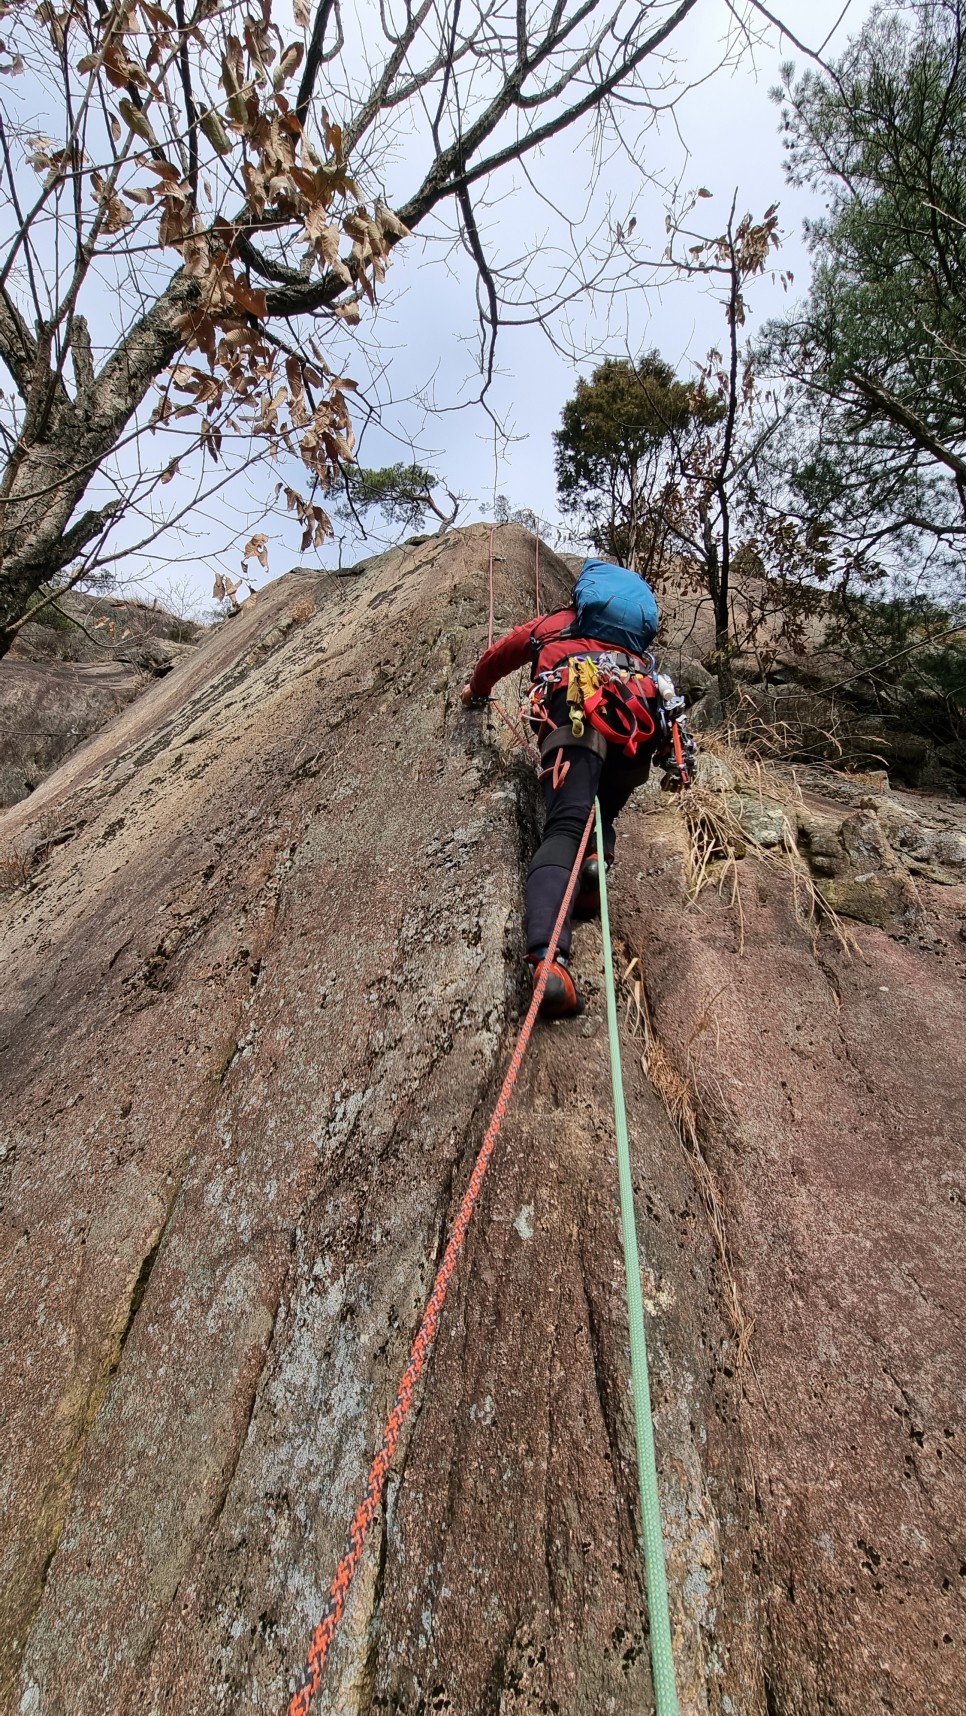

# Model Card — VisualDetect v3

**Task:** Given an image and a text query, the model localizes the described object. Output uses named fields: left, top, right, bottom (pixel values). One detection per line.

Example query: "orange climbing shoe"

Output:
left=528, top=955, right=582, bottom=1018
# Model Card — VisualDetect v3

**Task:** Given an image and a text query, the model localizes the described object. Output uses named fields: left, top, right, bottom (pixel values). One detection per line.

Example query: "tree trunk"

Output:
left=0, top=436, right=118, bottom=640
left=0, top=277, right=196, bottom=656
left=713, top=623, right=735, bottom=713
left=628, top=458, right=640, bottom=572
left=698, top=502, right=735, bottom=713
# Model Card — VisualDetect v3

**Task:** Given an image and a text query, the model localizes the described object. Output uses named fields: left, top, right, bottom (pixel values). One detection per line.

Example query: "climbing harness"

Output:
left=288, top=810, right=596, bottom=1716
left=525, top=652, right=660, bottom=761
left=597, top=801, right=680, bottom=1715
left=567, top=655, right=657, bottom=757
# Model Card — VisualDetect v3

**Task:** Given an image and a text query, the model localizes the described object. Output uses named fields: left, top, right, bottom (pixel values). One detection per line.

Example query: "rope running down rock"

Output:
left=287, top=808, right=596, bottom=1716
left=597, top=800, right=680, bottom=1715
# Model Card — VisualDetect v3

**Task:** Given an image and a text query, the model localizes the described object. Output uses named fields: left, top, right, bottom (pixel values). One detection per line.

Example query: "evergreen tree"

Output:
left=763, top=0, right=966, bottom=589
left=334, top=464, right=458, bottom=536
left=554, top=354, right=713, bottom=573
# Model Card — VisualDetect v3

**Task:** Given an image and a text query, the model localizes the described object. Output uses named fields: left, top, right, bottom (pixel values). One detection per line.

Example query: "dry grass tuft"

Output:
left=289, top=597, right=316, bottom=624
left=0, top=807, right=61, bottom=896
left=680, top=790, right=747, bottom=948
left=623, top=953, right=756, bottom=1377
left=699, top=722, right=802, bottom=803
left=0, top=848, right=32, bottom=894
left=678, top=728, right=857, bottom=958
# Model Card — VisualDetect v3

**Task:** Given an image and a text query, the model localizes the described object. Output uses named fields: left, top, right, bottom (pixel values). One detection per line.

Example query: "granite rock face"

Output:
left=0, top=594, right=199, bottom=806
left=1, top=526, right=963, bottom=1715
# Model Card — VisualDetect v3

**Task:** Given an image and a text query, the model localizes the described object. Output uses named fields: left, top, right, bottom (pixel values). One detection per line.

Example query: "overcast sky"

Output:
left=106, top=0, right=878, bottom=615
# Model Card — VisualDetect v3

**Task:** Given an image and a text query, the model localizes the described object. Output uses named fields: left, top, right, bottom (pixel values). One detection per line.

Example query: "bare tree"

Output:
left=646, top=200, right=797, bottom=705
left=0, top=0, right=710, bottom=657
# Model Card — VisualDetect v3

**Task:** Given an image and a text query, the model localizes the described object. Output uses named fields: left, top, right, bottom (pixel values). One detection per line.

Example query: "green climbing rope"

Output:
left=595, top=798, right=680, bottom=1716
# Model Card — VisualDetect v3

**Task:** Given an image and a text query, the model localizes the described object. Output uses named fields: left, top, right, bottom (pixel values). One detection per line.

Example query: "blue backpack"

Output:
left=573, top=558, right=659, bottom=657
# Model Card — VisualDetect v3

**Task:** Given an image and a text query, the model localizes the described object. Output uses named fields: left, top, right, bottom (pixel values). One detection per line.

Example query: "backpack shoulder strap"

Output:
left=529, top=610, right=576, bottom=676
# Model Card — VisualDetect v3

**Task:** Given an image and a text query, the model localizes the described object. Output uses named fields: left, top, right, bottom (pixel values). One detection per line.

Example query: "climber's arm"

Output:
left=460, top=619, right=537, bottom=707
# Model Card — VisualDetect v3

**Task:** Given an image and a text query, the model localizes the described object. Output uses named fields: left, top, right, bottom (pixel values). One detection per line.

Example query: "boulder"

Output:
left=1, top=524, right=963, bottom=1715
left=729, top=794, right=787, bottom=849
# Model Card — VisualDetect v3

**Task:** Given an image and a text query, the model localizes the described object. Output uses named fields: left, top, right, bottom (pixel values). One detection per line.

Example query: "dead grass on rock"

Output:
left=0, top=806, right=59, bottom=895
left=680, top=728, right=858, bottom=958
left=0, top=845, right=32, bottom=894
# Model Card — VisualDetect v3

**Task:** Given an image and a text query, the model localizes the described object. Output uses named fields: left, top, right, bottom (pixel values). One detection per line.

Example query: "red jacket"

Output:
left=469, top=607, right=651, bottom=698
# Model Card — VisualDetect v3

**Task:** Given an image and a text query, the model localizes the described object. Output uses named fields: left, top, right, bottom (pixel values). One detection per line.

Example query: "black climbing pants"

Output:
left=526, top=693, right=653, bottom=960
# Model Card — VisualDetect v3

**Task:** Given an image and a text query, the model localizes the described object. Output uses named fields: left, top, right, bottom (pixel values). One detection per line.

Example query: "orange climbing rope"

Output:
left=487, top=524, right=496, bottom=648
left=488, top=694, right=541, bottom=763
left=534, top=532, right=541, bottom=616
left=288, top=807, right=596, bottom=1716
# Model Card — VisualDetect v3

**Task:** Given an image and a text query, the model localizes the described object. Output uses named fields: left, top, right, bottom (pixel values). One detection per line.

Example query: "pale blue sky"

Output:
left=85, top=0, right=876, bottom=613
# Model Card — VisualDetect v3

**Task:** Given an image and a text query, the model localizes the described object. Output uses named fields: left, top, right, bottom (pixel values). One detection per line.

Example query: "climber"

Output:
left=461, top=557, right=695, bottom=1018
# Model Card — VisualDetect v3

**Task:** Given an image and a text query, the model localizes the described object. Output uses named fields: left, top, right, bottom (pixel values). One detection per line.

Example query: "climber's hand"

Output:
left=460, top=684, right=487, bottom=710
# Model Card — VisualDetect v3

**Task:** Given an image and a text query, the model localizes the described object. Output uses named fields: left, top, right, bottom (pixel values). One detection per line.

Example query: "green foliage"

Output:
left=334, top=462, right=457, bottom=536
left=23, top=573, right=119, bottom=634
left=23, top=572, right=116, bottom=631
left=827, top=589, right=966, bottom=715
left=812, top=590, right=964, bottom=784
left=918, top=641, right=966, bottom=707
left=492, top=496, right=542, bottom=533
left=554, top=354, right=719, bottom=567
left=763, top=0, right=966, bottom=579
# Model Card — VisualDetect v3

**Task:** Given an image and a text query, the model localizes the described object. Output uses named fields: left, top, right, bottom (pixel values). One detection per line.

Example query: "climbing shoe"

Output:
left=573, top=851, right=612, bottom=919
left=527, top=954, right=582, bottom=1019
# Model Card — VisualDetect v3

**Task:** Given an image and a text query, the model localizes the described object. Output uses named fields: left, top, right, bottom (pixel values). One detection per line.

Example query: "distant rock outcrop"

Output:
left=1, top=526, right=963, bottom=1715
left=647, top=565, right=966, bottom=795
left=0, top=592, right=202, bottom=806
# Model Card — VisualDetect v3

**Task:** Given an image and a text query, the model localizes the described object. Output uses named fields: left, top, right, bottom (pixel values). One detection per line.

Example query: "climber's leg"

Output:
left=574, top=747, right=655, bottom=918
left=525, top=746, right=603, bottom=963
left=597, top=748, right=654, bottom=857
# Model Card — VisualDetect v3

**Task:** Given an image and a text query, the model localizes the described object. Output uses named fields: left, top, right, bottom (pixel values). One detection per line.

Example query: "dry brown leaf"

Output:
left=375, top=200, right=410, bottom=240
left=181, top=234, right=209, bottom=276
left=242, top=533, right=269, bottom=568
left=103, top=194, right=133, bottom=232
left=273, top=41, right=303, bottom=87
